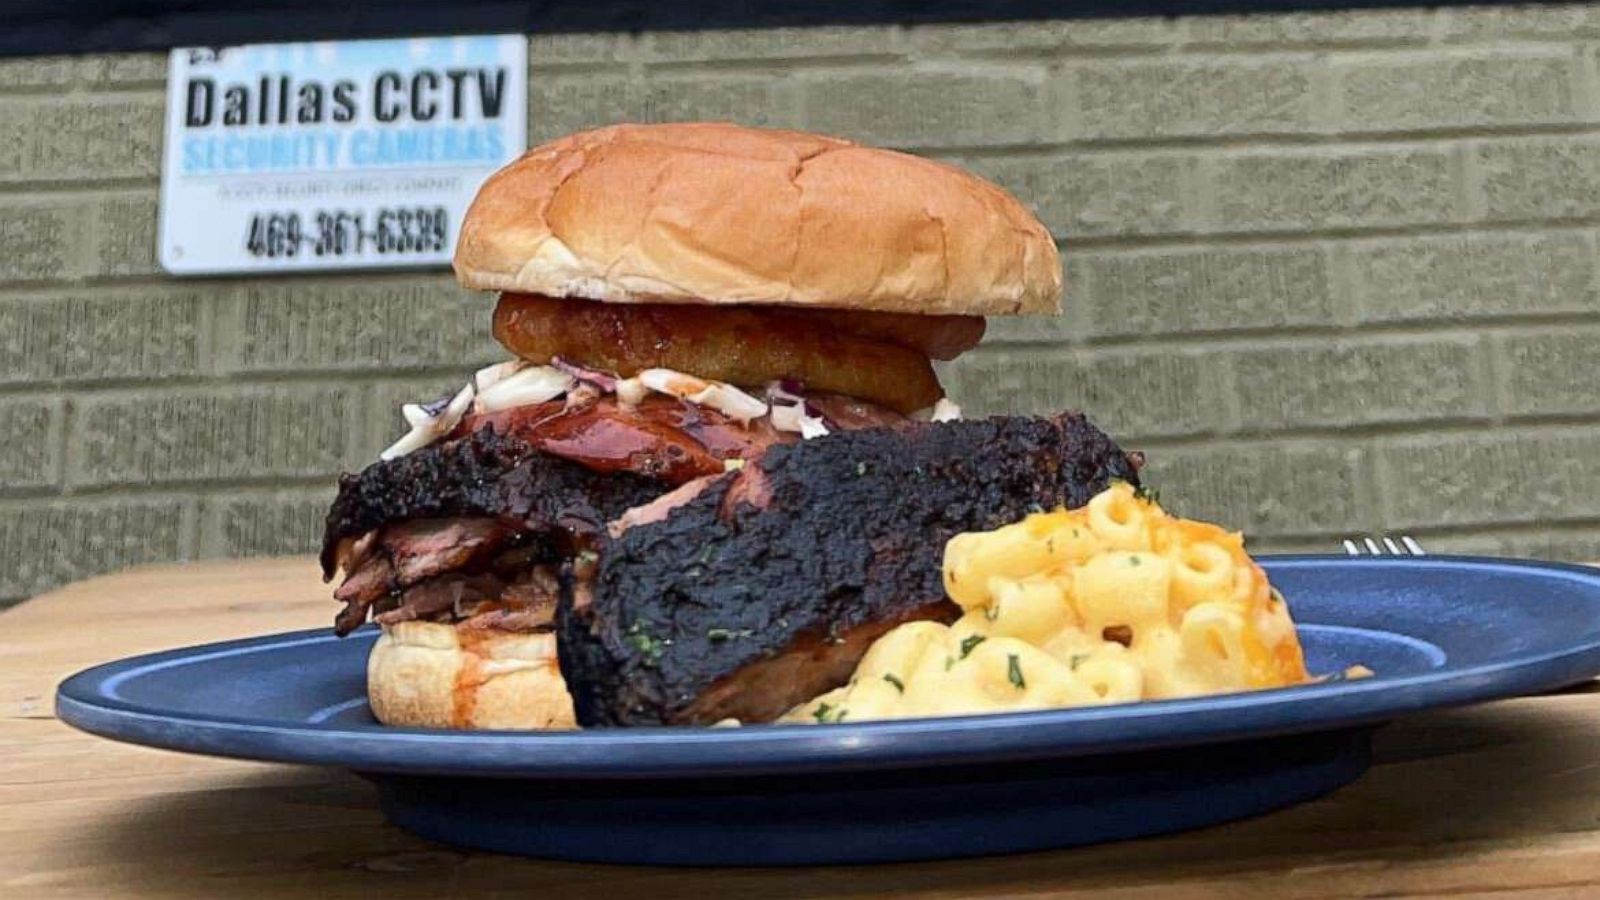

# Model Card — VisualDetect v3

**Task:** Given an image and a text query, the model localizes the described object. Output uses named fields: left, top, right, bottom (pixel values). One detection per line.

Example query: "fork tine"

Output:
left=1342, top=535, right=1425, bottom=556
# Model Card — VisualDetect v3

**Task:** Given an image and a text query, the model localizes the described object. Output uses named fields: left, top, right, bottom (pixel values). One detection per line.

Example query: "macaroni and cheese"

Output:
left=785, top=482, right=1310, bottom=724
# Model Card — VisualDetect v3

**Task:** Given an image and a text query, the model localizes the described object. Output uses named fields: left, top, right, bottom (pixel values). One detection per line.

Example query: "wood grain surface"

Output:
left=3, top=557, right=1599, bottom=898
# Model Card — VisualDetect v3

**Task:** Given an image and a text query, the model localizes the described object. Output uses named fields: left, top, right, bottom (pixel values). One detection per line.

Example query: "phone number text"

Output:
left=244, top=207, right=449, bottom=259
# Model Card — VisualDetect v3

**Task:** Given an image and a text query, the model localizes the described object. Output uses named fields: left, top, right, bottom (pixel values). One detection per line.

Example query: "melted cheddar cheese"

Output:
left=785, top=482, right=1310, bottom=724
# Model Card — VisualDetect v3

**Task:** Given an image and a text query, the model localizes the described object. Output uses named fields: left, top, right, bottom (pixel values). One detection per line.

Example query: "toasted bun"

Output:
left=454, top=122, right=1060, bottom=317
left=367, top=621, right=575, bottom=730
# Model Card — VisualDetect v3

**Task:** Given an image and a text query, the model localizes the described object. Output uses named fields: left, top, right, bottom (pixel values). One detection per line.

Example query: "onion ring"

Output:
left=493, top=294, right=953, bottom=414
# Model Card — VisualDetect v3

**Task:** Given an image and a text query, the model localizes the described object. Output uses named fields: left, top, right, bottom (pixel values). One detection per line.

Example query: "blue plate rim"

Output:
left=55, top=554, right=1600, bottom=778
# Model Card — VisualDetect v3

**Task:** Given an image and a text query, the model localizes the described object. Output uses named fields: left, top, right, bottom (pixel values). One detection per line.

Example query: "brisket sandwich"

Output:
left=320, top=122, right=1143, bottom=730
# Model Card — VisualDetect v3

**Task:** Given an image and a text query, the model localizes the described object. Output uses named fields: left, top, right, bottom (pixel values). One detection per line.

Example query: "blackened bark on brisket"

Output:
left=557, top=413, right=1141, bottom=727
left=319, top=427, right=669, bottom=578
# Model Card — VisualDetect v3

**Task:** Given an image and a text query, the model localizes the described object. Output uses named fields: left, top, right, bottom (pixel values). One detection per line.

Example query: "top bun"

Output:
left=453, top=122, right=1060, bottom=317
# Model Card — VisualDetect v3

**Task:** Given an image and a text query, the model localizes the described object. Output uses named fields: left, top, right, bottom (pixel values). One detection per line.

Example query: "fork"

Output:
left=1342, top=535, right=1427, bottom=556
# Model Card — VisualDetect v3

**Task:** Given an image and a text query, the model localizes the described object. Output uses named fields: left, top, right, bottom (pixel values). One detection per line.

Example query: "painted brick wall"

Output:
left=5, top=5, right=1600, bottom=605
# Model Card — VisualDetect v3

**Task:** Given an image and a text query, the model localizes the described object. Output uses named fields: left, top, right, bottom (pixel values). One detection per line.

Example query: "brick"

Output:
left=646, top=26, right=898, bottom=61
left=529, top=32, right=635, bottom=67
left=1211, top=148, right=1458, bottom=233
left=1500, top=329, right=1600, bottom=417
left=71, top=387, right=359, bottom=487
left=636, top=74, right=796, bottom=128
left=963, top=152, right=1193, bottom=239
left=0, top=96, right=163, bottom=183
left=94, top=192, right=160, bottom=277
left=0, top=499, right=188, bottom=602
left=1440, top=4, right=1600, bottom=41
left=1142, top=443, right=1368, bottom=536
left=993, top=244, right=1335, bottom=347
left=0, top=400, right=60, bottom=491
left=801, top=69, right=1040, bottom=147
left=939, top=348, right=1224, bottom=440
left=1080, top=245, right=1335, bottom=338
left=534, top=73, right=798, bottom=140
left=527, top=75, right=637, bottom=143
left=199, top=489, right=333, bottom=558
left=1403, top=532, right=1512, bottom=556
left=0, top=56, right=75, bottom=90
left=1378, top=429, right=1600, bottom=527
left=1475, top=138, right=1600, bottom=222
left=1501, top=529, right=1600, bottom=563
left=1336, top=52, right=1579, bottom=133
left=0, top=290, right=204, bottom=384
left=1184, top=9, right=1436, bottom=46
left=1231, top=339, right=1485, bottom=430
left=907, top=19, right=1178, bottom=54
left=0, top=202, right=83, bottom=282
left=227, top=278, right=496, bottom=373
left=1350, top=231, right=1596, bottom=323
left=1066, top=59, right=1317, bottom=141
left=79, top=54, right=167, bottom=88
left=984, top=307, right=1080, bottom=345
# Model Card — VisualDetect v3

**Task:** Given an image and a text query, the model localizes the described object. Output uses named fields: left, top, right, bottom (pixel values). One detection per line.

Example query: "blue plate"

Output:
left=57, top=556, right=1600, bottom=865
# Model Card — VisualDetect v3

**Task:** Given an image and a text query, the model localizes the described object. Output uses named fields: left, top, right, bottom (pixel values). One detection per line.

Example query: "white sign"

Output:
left=159, top=36, right=526, bottom=274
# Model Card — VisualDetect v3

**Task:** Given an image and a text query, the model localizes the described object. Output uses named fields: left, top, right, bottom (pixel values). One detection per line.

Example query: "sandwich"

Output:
left=320, top=122, right=1143, bottom=729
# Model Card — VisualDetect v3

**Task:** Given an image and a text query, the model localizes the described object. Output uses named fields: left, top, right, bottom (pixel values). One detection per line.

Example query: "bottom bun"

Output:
left=367, top=621, right=576, bottom=730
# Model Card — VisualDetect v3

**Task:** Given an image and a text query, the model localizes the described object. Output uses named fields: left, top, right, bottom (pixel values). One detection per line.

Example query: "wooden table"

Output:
left=4, top=558, right=1600, bottom=898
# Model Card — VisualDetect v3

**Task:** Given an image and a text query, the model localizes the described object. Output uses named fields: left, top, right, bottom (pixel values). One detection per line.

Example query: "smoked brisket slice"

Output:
left=557, top=413, right=1142, bottom=727
left=319, top=427, right=668, bottom=579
